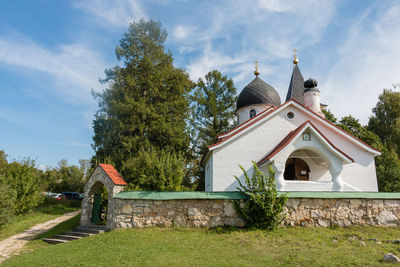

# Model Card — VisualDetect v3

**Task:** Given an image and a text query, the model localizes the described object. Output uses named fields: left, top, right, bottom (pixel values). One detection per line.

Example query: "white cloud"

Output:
left=73, top=0, right=146, bottom=28
left=323, top=3, right=400, bottom=124
left=173, top=25, right=195, bottom=40
left=0, top=34, right=106, bottom=101
left=257, top=0, right=301, bottom=12
left=174, top=0, right=337, bottom=87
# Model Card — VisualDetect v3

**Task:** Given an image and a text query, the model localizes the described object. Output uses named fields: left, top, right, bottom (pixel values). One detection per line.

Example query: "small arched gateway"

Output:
left=80, top=164, right=127, bottom=226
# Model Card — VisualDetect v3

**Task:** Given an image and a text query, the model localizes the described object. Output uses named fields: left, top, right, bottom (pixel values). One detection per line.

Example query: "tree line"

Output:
left=0, top=152, right=89, bottom=226
left=91, top=19, right=400, bottom=192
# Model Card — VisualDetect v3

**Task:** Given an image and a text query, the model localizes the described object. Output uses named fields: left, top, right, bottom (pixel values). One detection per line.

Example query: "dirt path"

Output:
left=0, top=210, right=81, bottom=264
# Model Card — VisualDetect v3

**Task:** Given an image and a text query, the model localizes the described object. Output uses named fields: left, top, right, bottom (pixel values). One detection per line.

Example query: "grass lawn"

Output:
left=18, top=214, right=81, bottom=253
left=4, top=226, right=400, bottom=266
left=0, top=201, right=80, bottom=241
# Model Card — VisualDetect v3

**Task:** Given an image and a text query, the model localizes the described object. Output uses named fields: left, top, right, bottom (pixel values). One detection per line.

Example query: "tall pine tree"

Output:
left=190, top=70, right=237, bottom=190
left=92, top=19, right=193, bottom=190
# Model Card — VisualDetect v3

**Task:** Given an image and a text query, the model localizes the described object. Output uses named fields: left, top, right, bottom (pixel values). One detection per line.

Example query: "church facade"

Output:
left=203, top=56, right=381, bottom=192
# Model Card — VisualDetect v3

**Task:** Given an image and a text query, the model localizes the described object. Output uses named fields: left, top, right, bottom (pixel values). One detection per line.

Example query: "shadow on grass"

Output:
left=33, top=214, right=81, bottom=240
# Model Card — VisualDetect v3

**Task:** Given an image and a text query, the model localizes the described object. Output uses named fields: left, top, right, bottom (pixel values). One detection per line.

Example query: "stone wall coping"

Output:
left=286, top=191, right=400, bottom=199
left=113, top=191, right=248, bottom=200
left=113, top=191, right=400, bottom=200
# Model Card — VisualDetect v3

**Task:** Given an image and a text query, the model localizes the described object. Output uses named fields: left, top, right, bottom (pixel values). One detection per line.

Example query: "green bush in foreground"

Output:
left=0, top=183, right=16, bottom=227
left=5, top=159, right=44, bottom=214
left=234, top=162, right=288, bottom=230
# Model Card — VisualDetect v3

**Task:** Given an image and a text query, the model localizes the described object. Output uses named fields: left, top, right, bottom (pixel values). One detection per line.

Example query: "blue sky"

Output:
left=1, top=0, right=399, bottom=168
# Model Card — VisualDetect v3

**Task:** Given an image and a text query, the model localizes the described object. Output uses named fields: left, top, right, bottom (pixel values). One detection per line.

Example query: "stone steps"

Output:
left=53, top=234, right=83, bottom=240
left=71, top=228, right=105, bottom=234
left=41, top=238, right=69, bottom=244
left=42, top=225, right=108, bottom=245
left=63, top=231, right=95, bottom=237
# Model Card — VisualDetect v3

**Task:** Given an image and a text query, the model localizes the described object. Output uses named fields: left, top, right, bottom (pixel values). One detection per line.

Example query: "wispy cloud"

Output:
left=323, top=3, right=400, bottom=123
left=0, top=34, right=106, bottom=101
left=173, top=25, right=196, bottom=40
left=171, top=0, right=337, bottom=85
left=72, top=0, right=146, bottom=28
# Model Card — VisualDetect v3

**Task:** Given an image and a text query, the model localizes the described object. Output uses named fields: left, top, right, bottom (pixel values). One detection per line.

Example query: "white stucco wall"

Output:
left=205, top=103, right=378, bottom=192
left=205, top=154, right=213, bottom=192
left=236, top=104, right=271, bottom=125
left=287, top=150, right=331, bottom=182
left=303, top=91, right=323, bottom=116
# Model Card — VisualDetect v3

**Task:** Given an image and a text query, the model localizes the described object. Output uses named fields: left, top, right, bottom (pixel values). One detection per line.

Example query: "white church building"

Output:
left=203, top=56, right=381, bottom=192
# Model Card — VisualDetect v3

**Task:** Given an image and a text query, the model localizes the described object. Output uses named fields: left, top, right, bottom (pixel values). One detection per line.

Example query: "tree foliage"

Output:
left=92, top=19, right=192, bottom=189
left=368, top=88, right=400, bottom=156
left=41, top=159, right=87, bottom=193
left=322, top=109, right=337, bottom=124
left=233, top=162, right=288, bottom=230
left=190, top=70, right=237, bottom=190
left=0, top=183, right=15, bottom=227
left=327, top=104, right=400, bottom=192
left=3, top=159, right=43, bottom=214
left=124, top=150, right=185, bottom=191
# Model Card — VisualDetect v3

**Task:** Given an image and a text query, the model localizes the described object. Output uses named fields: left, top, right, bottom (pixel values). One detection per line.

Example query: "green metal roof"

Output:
left=113, top=191, right=400, bottom=200
left=113, top=191, right=248, bottom=200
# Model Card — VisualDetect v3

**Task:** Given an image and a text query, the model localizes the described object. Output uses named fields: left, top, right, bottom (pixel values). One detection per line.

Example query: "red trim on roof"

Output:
left=257, top=121, right=354, bottom=166
left=218, top=107, right=275, bottom=138
left=288, top=99, right=381, bottom=154
left=258, top=121, right=308, bottom=165
left=208, top=99, right=380, bottom=154
left=99, top=164, right=127, bottom=185
left=308, top=121, right=354, bottom=162
left=209, top=108, right=276, bottom=149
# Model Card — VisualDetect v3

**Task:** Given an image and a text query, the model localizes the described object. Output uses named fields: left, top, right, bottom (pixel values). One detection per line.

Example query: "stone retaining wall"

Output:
left=107, top=197, right=400, bottom=229
left=108, top=199, right=244, bottom=228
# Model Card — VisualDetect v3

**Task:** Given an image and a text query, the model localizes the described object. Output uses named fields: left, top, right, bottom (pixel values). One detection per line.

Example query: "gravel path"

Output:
left=0, top=210, right=81, bottom=263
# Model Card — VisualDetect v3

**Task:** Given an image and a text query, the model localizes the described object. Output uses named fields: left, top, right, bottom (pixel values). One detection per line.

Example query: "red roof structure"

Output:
left=257, top=121, right=354, bottom=166
left=99, top=164, right=127, bottom=185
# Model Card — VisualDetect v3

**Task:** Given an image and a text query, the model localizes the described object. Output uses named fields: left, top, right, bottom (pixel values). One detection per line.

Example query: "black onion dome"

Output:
left=236, top=76, right=281, bottom=110
left=303, top=78, right=320, bottom=93
left=304, top=78, right=318, bottom=88
left=303, top=78, right=319, bottom=93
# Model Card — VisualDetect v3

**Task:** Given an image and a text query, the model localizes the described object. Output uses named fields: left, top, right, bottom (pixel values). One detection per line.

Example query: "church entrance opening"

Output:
left=284, top=158, right=310, bottom=181
left=89, top=181, right=109, bottom=225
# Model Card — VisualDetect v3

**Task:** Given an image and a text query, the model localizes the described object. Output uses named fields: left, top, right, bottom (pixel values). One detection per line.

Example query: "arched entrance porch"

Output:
left=284, top=158, right=310, bottom=181
left=88, top=181, right=108, bottom=224
left=80, top=164, right=127, bottom=226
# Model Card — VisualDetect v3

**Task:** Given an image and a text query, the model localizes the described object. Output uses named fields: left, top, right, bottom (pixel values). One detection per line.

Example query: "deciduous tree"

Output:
left=368, top=88, right=400, bottom=156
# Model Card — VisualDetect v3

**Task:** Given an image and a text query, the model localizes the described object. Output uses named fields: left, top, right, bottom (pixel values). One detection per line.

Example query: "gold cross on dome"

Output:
left=293, top=49, right=299, bottom=64
left=254, top=61, right=260, bottom=76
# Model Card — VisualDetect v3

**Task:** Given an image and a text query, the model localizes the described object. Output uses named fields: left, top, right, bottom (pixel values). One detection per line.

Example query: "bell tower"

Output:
left=303, top=78, right=325, bottom=117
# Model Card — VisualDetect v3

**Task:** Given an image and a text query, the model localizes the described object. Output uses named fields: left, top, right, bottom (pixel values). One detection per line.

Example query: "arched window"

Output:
left=250, top=109, right=256, bottom=118
left=284, top=158, right=310, bottom=181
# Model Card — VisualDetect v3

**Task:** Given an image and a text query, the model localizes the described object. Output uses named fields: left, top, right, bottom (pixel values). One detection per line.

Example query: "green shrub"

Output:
left=5, top=159, right=43, bottom=214
left=123, top=150, right=185, bottom=191
left=233, top=162, right=288, bottom=230
left=0, top=183, right=16, bottom=227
